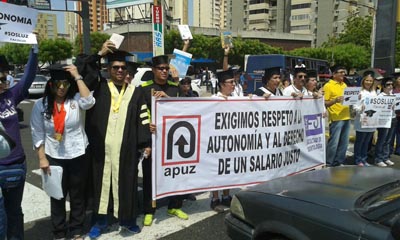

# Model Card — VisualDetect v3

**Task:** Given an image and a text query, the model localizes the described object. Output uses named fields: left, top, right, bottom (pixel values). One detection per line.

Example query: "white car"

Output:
left=132, top=67, right=203, bottom=96
left=28, top=75, right=48, bottom=96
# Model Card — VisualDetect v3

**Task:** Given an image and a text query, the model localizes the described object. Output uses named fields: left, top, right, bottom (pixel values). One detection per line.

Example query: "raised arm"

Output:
left=223, top=47, right=230, bottom=71
left=12, top=45, right=38, bottom=104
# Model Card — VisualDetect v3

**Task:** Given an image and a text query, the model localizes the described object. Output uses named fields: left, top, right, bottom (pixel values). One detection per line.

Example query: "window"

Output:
left=291, top=14, right=310, bottom=21
left=249, top=9, right=268, bottom=14
left=292, top=3, right=311, bottom=10
left=291, top=25, right=310, bottom=31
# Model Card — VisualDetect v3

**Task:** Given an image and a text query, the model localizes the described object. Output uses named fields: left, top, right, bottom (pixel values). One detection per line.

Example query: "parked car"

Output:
left=28, top=75, right=48, bottom=96
left=132, top=67, right=203, bottom=96
left=225, top=166, right=400, bottom=240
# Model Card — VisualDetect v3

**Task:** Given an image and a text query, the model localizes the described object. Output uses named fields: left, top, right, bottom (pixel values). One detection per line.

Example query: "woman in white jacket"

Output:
left=353, top=73, right=377, bottom=167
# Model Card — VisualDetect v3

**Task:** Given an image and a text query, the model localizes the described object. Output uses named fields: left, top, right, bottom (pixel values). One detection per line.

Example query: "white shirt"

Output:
left=30, top=93, right=95, bottom=159
left=282, top=84, right=306, bottom=97
left=232, top=83, right=244, bottom=97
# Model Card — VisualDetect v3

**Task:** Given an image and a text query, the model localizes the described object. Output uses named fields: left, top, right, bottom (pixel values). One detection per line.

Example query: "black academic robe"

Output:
left=85, top=75, right=151, bottom=221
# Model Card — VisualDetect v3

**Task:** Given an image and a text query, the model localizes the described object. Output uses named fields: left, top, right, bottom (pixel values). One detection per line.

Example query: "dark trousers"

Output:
left=48, top=152, right=88, bottom=238
left=142, top=155, right=183, bottom=214
left=3, top=182, right=24, bottom=240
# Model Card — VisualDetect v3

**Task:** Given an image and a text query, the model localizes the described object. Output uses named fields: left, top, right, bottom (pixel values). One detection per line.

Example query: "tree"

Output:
left=0, top=43, right=32, bottom=66
left=39, top=38, right=73, bottom=65
left=73, top=32, right=110, bottom=55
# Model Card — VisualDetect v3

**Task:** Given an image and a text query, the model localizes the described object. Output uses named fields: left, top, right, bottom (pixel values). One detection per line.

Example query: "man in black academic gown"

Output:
left=82, top=40, right=151, bottom=238
left=139, top=55, right=189, bottom=227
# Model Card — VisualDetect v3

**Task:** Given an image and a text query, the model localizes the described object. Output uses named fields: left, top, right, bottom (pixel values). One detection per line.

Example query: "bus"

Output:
left=243, top=54, right=330, bottom=94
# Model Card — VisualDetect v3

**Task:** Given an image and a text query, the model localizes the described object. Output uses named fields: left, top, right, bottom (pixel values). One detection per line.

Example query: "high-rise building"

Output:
left=35, top=12, right=58, bottom=40
left=76, top=0, right=108, bottom=33
left=192, top=0, right=224, bottom=28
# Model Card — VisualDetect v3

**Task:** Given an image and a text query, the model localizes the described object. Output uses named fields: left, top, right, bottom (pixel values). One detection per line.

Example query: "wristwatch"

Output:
left=75, top=76, right=83, bottom=81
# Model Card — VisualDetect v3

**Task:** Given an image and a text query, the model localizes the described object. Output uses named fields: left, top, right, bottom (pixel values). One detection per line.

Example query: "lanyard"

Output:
left=108, top=81, right=126, bottom=113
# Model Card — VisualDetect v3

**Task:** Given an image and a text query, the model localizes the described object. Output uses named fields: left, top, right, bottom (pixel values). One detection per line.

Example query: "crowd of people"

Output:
left=0, top=38, right=399, bottom=240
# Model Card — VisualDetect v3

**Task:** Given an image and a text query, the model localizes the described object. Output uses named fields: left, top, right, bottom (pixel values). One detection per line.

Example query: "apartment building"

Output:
left=76, top=0, right=108, bottom=33
left=35, top=12, right=58, bottom=40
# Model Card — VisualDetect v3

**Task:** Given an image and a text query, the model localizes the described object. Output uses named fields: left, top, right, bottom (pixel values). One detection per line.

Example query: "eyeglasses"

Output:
left=224, top=80, right=235, bottom=84
left=385, top=83, right=393, bottom=86
left=297, top=75, right=307, bottom=79
left=111, top=65, right=127, bottom=71
left=54, top=80, right=70, bottom=89
left=336, top=71, right=346, bottom=74
left=155, top=66, right=170, bottom=71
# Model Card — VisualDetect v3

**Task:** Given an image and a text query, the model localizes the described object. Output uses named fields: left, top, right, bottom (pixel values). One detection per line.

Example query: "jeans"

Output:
left=354, top=131, right=374, bottom=165
left=375, top=127, right=391, bottom=163
left=326, top=120, right=350, bottom=166
left=0, top=189, right=6, bottom=240
left=3, top=182, right=24, bottom=240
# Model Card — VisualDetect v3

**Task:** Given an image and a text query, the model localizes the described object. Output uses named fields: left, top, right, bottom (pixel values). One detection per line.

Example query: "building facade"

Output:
left=35, top=12, right=58, bottom=40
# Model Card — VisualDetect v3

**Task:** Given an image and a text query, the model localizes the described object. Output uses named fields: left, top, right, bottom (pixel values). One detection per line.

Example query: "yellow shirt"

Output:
left=323, top=79, right=350, bottom=122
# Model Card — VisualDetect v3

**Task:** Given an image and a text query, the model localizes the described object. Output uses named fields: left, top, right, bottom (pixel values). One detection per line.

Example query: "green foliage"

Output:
left=396, top=25, right=400, bottom=67
left=164, top=30, right=282, bottom=68
left=73, top=32, right=110, bottom=55
left=328, top=43, right=370, bottom=69
left=0, top=43, right=31, bottom=66
left=39, top=38, right=73, bottom=65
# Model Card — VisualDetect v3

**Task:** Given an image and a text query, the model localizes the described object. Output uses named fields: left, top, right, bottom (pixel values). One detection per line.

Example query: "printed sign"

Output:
left=152, top=5, right=164, bottom=56
left=0, top=2, right=38, bottom=44
left=169, top=49, right=192, bottom=79
left=151, top=97, right=326, bottom=199
left=343, top=87, right=361, bottom=106
left=361, top=96, right=395, bottom=128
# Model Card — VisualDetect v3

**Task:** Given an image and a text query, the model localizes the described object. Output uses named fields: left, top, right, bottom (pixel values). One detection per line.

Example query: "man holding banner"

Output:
left=139, top=55, right=188, bottom=227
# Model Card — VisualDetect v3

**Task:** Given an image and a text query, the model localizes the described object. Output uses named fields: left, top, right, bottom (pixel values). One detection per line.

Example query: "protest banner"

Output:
left=0, top=2, right=38, bottom=44
left=151, top=97, right=326, bottom=199
left=394, top=93, right=400, bottom=111
left=342, top=87, right=361, bottom=106
left=361, top=96, right=395, bottom=128
left=169, top=49, right=192, bottom=79
left=177, top=25, right=193, bottom=40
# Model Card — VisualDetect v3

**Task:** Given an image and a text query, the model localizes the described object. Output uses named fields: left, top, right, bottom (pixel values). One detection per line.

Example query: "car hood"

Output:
left=244, top=166, right=400, bottom=210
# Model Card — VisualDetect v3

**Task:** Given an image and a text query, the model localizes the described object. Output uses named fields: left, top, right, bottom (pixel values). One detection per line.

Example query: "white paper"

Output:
left=41, top=166, right=64, bottom=200
left=178, top=25, right=193, bottom=40
left=109, top=33, right=125, bottom=49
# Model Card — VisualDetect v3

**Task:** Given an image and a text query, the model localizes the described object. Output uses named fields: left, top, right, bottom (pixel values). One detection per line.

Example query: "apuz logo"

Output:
left=162, top=116, right=201, bottom=166
left=303, top=114, right=323, bottom=137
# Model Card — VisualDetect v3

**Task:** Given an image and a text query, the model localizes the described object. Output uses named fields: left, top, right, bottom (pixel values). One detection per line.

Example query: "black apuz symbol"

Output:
left=344, top=97, right=351, bottom=101
left=364, top=110, right=377, bottom=117
left=167, top=121, right=196, bottom=160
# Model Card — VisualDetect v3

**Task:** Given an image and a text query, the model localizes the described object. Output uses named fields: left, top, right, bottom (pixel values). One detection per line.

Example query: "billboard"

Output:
left=27, top=0, right=51, bottom=10
left=106, top=0, right=152, bottom=9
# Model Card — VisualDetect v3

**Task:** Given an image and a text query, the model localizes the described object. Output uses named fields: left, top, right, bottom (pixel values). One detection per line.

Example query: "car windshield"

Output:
left=359, top=181, right=400, bottom=209
left=34, top=76, right=47, bottom=82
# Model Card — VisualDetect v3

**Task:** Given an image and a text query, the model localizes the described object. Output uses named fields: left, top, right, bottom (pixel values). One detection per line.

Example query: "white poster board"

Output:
left=151, top=97, right=326, bottom=199
left=361, top=96, right=395, bottom=128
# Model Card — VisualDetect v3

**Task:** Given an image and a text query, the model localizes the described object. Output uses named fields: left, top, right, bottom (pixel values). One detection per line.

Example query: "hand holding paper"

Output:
left=41, top=166, right=63, bottom=200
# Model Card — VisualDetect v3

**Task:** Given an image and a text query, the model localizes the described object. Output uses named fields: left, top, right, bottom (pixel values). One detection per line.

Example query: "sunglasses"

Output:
left=297, top=75, right=307, bottom=79
left=54, top=80, right=70, bottom=89
left=385, top=83, right=393, bottom=86
left=112, top=65, right=127, bottom=71
left=155, top=66, right=170, bottom=71
left=224, top=80, right=235, bottom=84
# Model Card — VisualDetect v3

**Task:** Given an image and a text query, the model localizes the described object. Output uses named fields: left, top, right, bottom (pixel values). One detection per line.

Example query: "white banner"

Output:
left=343, top=87, right=361, bottom=106
left=394, top=93, right=400, bottom=111
left=361, top=96, right=395, bottom=128
left=151, top=97, right=326, bottom=200
left=0, top=2, right=38, bottom=44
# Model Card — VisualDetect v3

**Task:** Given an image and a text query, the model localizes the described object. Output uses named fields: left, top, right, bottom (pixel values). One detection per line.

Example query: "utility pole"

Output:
left=76, top=0, right=91, bottom=54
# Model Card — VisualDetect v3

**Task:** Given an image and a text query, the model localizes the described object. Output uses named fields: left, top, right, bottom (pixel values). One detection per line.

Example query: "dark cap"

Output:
left=0, top=55, right=13, bottom=72
left=330, top=65, right=346, bottom=73
left=152, top=55, right=169, bottom=66
left=49, top=63, right=72, bottom=81
left=180, top=77, right=192, bottom=84
left=263, top=66, right=281, bottom=84
left=391, top=71, right=400, bottom=78
left=126, top=62, right=141, bottom=75
left=294, top=67, right=307, bottom=76
left=106, top=50, right=133, bottom=63
left=363, top=70, right=375, bottom=78
left=382, top=77, right=393, bottom=87
left=216, top=69, right=234, bottom=84
left=306, top=69, right=318, bottom=78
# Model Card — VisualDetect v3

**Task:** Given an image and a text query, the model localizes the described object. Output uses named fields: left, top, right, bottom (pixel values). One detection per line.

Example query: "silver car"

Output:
left=28, top=75, right=48, bottom=96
